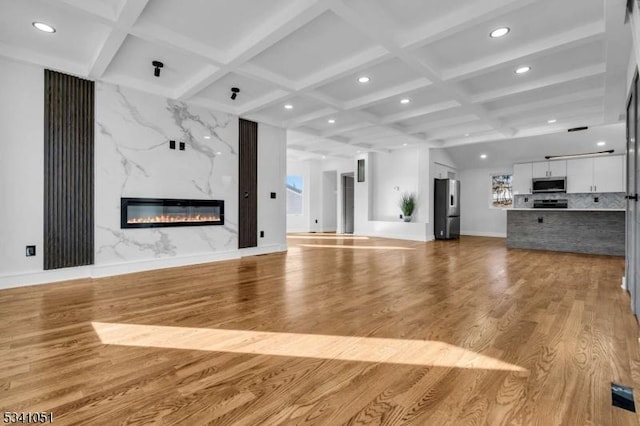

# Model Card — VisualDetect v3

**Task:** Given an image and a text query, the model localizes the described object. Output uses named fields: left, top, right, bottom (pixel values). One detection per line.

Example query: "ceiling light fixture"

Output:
left=548, top=119, right=557, bottom=124
left=480, top=154, right=487, bottom=159
left=357, top=76, right=370, bottom=84
left=515, top=66, right=531, bottom=74
left=152, top=60, right=164, bottom=77
left=32, top=22, right=56, bottom=33
left=284, top=104, right=293, bottom=110
left=490, top=27, right=510, bottom=38
left=230, top=87, right=240, bottom=100
left=328, top=119, right=336, bottom=124
left=400, top=98, right=411, bottom=104
left=403, top=143, right=408, bottom=146
left=597, top=141, right=606, bottom=146
left=204, top=136, right=211, bottom=140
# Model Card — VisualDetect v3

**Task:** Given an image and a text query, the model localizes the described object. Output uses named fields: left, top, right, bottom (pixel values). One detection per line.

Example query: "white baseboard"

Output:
left=460, top=231, right=507, bottom=238
left=0, top=244, right=288, bottom=290
left=359, top=232, right=435, bottom=242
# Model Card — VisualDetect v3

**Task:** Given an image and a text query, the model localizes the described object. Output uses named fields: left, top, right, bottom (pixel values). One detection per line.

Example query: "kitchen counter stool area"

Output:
left=507, top=210, right=625, bottom=256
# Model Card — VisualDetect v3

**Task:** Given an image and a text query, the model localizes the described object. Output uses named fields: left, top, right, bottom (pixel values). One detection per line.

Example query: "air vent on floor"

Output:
left=567, top=126, right=589, bottom=132
left=612, top=383, right=636, bottom=412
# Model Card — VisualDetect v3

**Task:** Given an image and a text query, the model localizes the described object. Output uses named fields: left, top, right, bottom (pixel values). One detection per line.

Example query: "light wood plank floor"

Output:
left=1, top=235, right=639, bottom=425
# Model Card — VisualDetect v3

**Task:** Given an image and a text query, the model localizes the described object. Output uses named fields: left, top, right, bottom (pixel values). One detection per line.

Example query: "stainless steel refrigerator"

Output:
left=434, top=178, right=460, bottom=240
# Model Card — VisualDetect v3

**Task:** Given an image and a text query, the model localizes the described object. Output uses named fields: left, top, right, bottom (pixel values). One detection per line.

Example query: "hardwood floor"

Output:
left=0, top=235, right=639, bottom=425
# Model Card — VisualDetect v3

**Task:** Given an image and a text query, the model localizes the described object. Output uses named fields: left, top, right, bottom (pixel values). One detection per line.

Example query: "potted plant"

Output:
left=399, top=192, right=416, bottom=222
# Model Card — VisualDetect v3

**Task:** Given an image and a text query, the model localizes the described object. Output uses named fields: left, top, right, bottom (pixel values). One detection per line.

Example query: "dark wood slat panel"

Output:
left=44, top=70, right=94, bottom=270
left=238, top=118, right=258, bottom=249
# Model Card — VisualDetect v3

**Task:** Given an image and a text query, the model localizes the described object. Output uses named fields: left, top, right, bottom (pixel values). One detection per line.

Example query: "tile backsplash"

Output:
left=514, top=192, right=625, bottom=209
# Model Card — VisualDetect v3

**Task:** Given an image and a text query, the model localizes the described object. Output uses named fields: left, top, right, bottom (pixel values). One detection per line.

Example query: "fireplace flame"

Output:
left=128, top=214, right=221, bottom=224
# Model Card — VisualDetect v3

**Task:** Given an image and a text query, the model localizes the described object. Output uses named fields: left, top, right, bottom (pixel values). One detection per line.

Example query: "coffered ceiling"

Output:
left=0, top=0, right=632, bottom=160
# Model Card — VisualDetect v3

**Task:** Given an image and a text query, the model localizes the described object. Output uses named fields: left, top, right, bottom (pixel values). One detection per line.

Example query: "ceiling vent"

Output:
left=567, top=126, right=588, bottom=132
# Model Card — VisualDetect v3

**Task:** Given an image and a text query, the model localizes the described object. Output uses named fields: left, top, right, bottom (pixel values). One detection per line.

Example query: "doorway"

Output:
left=342, top=174, right=354, bottom=234
left=626, top=71, right=639, bottom=315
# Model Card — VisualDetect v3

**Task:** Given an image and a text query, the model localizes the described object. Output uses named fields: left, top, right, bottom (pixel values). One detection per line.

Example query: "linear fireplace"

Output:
left=121, top=198, right=224, bottom=229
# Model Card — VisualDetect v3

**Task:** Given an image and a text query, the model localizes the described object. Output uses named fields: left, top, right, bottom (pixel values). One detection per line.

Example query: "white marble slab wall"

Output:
left=95, top=83, right=239, bottom=265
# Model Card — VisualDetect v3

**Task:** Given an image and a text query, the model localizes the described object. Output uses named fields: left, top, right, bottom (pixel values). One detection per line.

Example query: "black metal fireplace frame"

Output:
left=120, top=198, right=225, bottom=229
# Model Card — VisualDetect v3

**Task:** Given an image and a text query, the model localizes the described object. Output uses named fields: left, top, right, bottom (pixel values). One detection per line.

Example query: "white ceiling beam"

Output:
left=236, top=90, right=293, bottom=115
left=343, top=78, right=431, bottom=110
left=40, top=0, right=117, bottom=25
left=186, top=98, right=239, bottom=116
left=406, top=114, right=480, bottom=134
left=443, top=21, right=606, bottom=82
left=321, top=122, right=372, bottom=138
left=285, top=107, right=340, bottom=128
left=173, top=0, right=329, bottom=100
left=398, top=0, right=537, bottom=50
left=380, top=101, right=460, bottom=124
left=0, top=42, right=87, bottom=77
left=471, top=63, right=607, bottom=104
left=329, top=0, right=513, bottom=137
left=504, top=105, right=604, bottom=127
left=490, top=88, right=605, bottom=118
left=296, top=46, right=391, bottom=91
left=88, top=0, right=150, bottom=79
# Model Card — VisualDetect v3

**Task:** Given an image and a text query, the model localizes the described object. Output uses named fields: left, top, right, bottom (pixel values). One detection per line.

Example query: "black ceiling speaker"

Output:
left=152, top=60, right=164, bottom=77
left=231, top=87, right=240, bottom=100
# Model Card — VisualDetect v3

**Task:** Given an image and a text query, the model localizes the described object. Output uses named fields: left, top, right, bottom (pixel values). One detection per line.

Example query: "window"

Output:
left=491, top=174, right=513, bottom=208
left=286, top=175, right=304, bottom=215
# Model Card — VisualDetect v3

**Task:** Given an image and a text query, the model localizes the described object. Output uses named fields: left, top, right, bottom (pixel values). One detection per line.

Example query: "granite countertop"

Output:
left=508, top=208, right=625, bottom=212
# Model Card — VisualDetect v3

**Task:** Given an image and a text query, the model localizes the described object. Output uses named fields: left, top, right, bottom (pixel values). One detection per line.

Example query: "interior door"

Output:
left=626, top=73, right=637, bottom=313
left=239, top=118, right=258, bottom=249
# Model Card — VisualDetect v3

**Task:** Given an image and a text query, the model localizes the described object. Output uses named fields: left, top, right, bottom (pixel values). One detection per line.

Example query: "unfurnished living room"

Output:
left=1, top=0, right=640, bottom=424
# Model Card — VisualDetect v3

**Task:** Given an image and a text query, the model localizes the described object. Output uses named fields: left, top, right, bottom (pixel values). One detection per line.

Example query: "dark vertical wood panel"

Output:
left=238, top=118, right=258, bottom=249
left=44, top=70, right=94, bottom=270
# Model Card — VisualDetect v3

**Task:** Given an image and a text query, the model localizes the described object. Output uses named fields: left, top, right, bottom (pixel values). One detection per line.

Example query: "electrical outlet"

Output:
left=315, top=219, right=318, bottom=224
left=169, top=140, right=176, bottom=149
left=400, top=214, right=403, bottom=219
left=524, top=197, right=529, bottom=203
left=25, top=245, right=36, bottom=257
left=270, top=192, right=276, bottom=199
left=260, top=231, right=264, bottom=238
left=179, top=142, right=185, bottom=151
left=538, top=217, right=543, bottom=224
left=594, top=197, right=599, bottom=203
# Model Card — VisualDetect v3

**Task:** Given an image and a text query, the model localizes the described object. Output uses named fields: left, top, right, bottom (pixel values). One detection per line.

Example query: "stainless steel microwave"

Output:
left=532, top=176, right=567, bottom=193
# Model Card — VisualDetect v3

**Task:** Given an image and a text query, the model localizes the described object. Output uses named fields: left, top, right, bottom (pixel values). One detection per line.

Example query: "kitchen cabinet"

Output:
left=567, top=155, right=625, bottom=193
left=512, top=163, right=533, bottom=194
left=532, top=160, right=566, bottom=178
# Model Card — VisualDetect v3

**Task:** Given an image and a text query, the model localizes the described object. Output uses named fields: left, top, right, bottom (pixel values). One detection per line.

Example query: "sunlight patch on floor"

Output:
left=296, top=244, right=415, bottom=251
left=92, top=322, right=526, bottom=372
left=287, top=235, right=370, bottom=240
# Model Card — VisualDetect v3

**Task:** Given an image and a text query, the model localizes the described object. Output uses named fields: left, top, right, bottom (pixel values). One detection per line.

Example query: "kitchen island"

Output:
left=506, top=208, right=625, bottom=256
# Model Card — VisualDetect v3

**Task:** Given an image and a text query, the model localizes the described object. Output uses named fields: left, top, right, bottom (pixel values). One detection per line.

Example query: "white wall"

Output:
left=459, top=167, right=511, bottom=238
left=257, top=124, right=287, bottom=248
left=0, top=58, right=44, bottom=277
left=322, top=170, right=337, bottom=232
left=371, top=149, right=420, bottom=221
left=0, top=58, right=287, bottom=287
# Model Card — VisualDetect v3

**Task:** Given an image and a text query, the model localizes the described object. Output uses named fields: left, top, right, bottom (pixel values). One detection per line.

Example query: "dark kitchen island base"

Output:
left=507, top=210, right=625, bottom=256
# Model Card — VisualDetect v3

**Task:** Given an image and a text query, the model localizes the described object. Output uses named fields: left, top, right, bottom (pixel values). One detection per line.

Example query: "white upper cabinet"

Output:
left=566, top=155, right=625, bottom=193
left=593, top=155, right=625, bottom=193
left=567, top=158, right=593, bottom=193
left=549, top=160, right=567, bottom=177
left=513, top=163, right=533, bottom=194
left=532, top=160, right=566, bottom=178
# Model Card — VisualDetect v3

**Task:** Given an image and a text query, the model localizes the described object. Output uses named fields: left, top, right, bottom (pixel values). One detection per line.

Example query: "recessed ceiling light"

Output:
left=328, top=119, right=336, bottom=124
left=216, top=151, right=222, bottom=155
left=400, top=98, right=411, bottom=104
left=597, top=141, right=606, bottom=146
left=548, top=119, right=557, bottom=124
left=357, top=76, right=370, bottom=84
left=356, top=150, right=361, bottom=153
left=464, top=133, right=470, bottom=137
left=489, top=27, right=510, bottom=38
left=480, top=154, right=487, bottom=159
left=284, top=104, right=293, bottom=109
left=33, top=22, right=56, bottom=33
left=515, top=66, right=531, bottom=74
left=322, top=155, right=326, bottom=159
left=204, top=135, right=211, bottom=139
left=403, top=143, right=408, bottom=146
